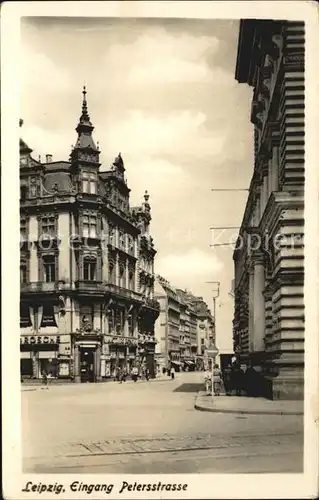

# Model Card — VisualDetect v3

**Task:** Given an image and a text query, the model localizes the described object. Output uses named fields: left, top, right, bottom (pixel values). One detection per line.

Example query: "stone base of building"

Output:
left=270, top=375, right=304, bottom=401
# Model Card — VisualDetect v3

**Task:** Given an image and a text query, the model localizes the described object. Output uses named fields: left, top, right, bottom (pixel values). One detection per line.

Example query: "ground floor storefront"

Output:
left=20, top=332, right=157, bottom=382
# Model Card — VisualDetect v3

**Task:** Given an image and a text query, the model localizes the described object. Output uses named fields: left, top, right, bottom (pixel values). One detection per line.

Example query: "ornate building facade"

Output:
left=20, top=88, right=160, bottom=382
left=233, top=21, right=304, bottom=399
left=154, top=277, right=214, bottom=372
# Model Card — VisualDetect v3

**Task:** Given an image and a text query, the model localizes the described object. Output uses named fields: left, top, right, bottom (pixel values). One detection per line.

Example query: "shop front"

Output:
left=73, top=336, right=102, bottom=383
left=20, top=334, right=60, bottom=379
left=103, top=335, right=139, bottom=379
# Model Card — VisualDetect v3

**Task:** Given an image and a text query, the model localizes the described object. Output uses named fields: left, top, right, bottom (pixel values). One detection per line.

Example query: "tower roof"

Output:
left=73, top=86, right=99, bottom=152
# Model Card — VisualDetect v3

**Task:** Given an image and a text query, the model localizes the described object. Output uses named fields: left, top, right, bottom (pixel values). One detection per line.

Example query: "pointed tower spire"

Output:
left=70, top=86, right=100, bottom=165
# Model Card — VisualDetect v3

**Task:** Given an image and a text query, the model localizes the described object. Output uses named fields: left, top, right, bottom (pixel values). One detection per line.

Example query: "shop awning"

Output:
left=183, top=360, right=195, bottom=365
left=171, top=361, right=182, bottom=365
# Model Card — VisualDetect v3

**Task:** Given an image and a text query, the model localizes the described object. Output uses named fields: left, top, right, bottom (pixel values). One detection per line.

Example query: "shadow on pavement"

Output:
left=173, top=383, right=203, bottom=393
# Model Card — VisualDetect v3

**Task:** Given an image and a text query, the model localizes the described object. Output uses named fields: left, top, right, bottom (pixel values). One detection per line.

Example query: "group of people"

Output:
left=205, top=362, right=261, bottom=397
left=114, top=366, right=150, bottom=383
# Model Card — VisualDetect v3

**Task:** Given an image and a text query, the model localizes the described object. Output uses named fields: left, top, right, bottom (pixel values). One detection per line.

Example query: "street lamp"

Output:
left=206, top=281, right=220, bottom=401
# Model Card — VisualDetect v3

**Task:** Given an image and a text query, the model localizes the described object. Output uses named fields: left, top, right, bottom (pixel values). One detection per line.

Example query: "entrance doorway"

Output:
left=80, top=348, right=95, bottom=383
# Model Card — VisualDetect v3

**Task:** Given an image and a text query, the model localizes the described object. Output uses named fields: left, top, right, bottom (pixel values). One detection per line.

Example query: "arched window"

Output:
left=83, top=255, right=97, bottom=281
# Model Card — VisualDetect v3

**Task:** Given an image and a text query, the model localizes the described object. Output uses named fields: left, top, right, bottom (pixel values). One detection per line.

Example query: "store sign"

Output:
left=104, top=335, right=138, bottom=347
left=20, top=335, right=60, bottom=345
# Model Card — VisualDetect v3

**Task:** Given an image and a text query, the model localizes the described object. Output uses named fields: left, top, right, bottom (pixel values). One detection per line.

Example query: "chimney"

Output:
left=46, top=154, right=53, bottom=163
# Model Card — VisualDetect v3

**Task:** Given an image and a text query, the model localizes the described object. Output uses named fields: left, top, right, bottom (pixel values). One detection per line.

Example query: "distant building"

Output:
left=20, top=88, right=160, bottom=382
left=233, top=20, right=304, bottom=399
left=154, top=277, right=214, bottom=372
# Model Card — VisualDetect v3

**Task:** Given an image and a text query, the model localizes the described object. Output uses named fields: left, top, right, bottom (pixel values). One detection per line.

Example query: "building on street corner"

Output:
left=19, top=88, right=160, bottom=382
left=233, top=20, right=304, bottom=400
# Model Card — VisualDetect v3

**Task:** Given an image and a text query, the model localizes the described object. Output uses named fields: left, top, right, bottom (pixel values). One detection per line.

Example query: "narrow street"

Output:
left=22, top=372, right=303, bottom=474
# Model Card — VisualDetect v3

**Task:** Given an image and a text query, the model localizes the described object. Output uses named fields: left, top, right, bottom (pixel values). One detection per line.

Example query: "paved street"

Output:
left=22, top=372, right=303, bottom=474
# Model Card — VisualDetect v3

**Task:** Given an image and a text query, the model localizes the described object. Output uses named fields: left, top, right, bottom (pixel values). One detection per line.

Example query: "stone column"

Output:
left=124, top=307, right=129, bottom=337
left=116, top=254, right=120, bottom=287
left=32, top=351, right=39, bottom=378
left=74, top=344, right=81, bottom=383
left=253, top=254, right=266, bottom=352
left=248, top=265, right=254, bottom=352
left=271, top=146, right=279, bottom=192
left=263, top=175, right=268, bottom=210
left=94, top=346, right=101, bottom=382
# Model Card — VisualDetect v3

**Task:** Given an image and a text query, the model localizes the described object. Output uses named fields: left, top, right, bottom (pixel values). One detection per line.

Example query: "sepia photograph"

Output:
left=2, top=1, right=319, bottom=499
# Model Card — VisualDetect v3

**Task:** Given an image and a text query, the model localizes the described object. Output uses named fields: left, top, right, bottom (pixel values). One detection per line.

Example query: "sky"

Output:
left=20, top=16, right=253, bottom=352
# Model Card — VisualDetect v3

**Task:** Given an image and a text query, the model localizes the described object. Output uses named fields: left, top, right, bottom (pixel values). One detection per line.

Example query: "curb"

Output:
left=194, top=402, right=303, bottom=416
left=194, top=392, right=304, bottom=416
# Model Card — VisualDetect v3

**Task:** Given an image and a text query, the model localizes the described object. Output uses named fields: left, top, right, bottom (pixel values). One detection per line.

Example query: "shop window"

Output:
left=20, top=358, right=33, bottom=377
left=39, top=358, right=58, bottom=378
left=83, top=256, right=97, bottom=280
left=43, top=255, right=56, bottom=282
left=40, top=303, right=57, bottom=328
left=82, top=172, right=97, bottom=194
left=83, top=215, right=97, bottom=238
left=41, top=216, right=56, bottom=237
left=20, top=303, right=31, bottom=328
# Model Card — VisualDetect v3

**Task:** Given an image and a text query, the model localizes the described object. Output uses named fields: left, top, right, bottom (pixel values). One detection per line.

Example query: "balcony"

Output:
left=144, top=297, right=160, bottom=311
left=105, top=283, right=143, bottom=302
left=20, top=281, right=59, bottom=293
left=75, top=280, right=103, bottom=293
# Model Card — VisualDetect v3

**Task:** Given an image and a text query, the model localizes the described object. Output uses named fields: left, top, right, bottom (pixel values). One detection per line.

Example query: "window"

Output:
left=109, top=261, right=115, bottom=284
left=41, top=304, right=57, bottom=327
left=128, top=267, right=135, bottom=290
left=42, top=216, right=56, bottom=237
left=82, top=172, right=97, bottom=194
left=83, top=256, right=97, bottom=280
left=20, top=218, right=27, bottom=239
left=108, top=309, right=114, bottom=334
left=20, top=262, right=27, bottom=283
left=43, top=255, right=56, bottom=282
left=108, top=224, right=115, bottom=246
left=119, top=230, right=126, bottom=250
left=128, top=235, right=134, bottom=255
left=115, top=308, right=124, bottom=335
left=128, top=315, right=133, bottom=336
left=20, top=185, right=27, bottom=201
left=83, top=215, right=97, bottom=238
left=20, top=303, right=31, bottom=328
left=119, top=263, right=126, bottom=288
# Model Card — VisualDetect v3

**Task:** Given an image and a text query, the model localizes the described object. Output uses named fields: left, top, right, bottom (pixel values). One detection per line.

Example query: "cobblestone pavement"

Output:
left=22, top=372, right=303, bottom=474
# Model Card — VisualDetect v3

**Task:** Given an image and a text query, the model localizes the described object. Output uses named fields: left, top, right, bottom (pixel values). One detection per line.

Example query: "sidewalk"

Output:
left=21, top=375, right=173, bottom=391
left=195, top=391, right=303, bottom=415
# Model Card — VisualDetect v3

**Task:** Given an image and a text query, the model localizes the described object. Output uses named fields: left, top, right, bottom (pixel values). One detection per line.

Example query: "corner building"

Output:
left=233, top=21, right=304, bottom=399
left=20, top=89, right=160, bottom=382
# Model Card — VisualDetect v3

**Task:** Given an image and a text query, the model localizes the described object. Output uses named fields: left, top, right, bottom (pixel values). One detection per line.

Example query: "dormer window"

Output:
left=82, top=172, right=97, bottom=194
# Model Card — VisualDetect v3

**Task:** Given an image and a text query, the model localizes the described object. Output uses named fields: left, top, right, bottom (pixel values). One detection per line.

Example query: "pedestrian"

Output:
left=122, top=368, right=127, bottom=382
left=42, top=370, right=48, bottom=387
left=167, top=367, right=171, bottom=377
left=145, top=368, right=150, bottom=381
left=223, top=364, right=232, bottom=396
left=162, top=367, right=166, bottom=375
left=132, top=366, right=138, bottom=382
left=204, top=368, right=212, bottom=394
left=245, top=363, right=258, bottom=397
left=170, top=366, right=175, bottom=380
left=213, top=364, right=222, bottom=396
left=233, top=363, right=244, bottom=396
